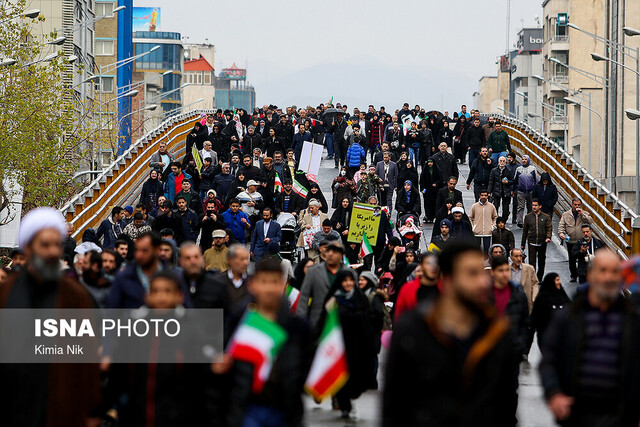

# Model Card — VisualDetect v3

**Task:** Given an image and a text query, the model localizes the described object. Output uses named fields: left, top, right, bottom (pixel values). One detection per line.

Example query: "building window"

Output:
left=101, top=76, right=114, bottom=92
left=96, top=2, right=115, bottom=17
left=96, top=39, right=115, bottom=56
left=553, top=97, right=566, bottom=120
left=204, top=73, right=211, bottom=85
left=197, top=73, right=202, bottom=84
left=522, top=92, right=528, bottom=106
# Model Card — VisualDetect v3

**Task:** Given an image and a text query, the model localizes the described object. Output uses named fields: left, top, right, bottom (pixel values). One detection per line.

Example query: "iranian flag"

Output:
left=285, top=284, right=300, bottom=313
left=227, top=311, right=289, bottom=393
left=292, top=178, right=308, bottom=198
left=274, top=172, right=283, bottom=193
left=360, top=232, right=373, bottom=258
left=305, top=306, right=348, bottom=401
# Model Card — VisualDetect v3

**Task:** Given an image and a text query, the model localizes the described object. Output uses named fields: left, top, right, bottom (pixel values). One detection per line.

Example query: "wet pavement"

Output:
left=305, top=148, right=570, bottom=426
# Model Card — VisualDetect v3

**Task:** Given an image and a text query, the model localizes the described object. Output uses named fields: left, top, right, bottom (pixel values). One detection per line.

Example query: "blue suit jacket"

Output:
left=250, top=219, right=282, bottom=259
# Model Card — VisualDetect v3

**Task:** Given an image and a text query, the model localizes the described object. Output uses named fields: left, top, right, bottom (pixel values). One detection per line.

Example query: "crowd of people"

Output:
left=1, top=102, right=639, bottom=427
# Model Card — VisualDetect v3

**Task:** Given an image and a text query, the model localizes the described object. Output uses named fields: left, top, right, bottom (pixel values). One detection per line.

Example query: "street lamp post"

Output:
left=533, top=74, right=594, bottom=174
left=591, top=50, right=640, bottom=213
left=564, top=97, right=605, bottom=179
left=516, top=90, right=567, bottom=147
left=0, top=8, right=40, bottom=25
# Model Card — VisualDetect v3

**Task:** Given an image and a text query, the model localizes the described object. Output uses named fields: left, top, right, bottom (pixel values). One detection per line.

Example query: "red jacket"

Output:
left=394, top=278, right=443, bottom=322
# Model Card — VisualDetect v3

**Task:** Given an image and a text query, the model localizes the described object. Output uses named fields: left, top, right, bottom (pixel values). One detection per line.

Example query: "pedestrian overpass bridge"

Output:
left=60, top=110, right=640, bottom=257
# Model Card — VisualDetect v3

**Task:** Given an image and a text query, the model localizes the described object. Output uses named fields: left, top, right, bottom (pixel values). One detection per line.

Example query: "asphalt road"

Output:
left=304, top=148, right=573, bottom=426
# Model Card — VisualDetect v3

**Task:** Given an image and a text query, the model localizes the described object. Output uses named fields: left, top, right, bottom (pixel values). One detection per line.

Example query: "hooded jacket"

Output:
left=532, top=172, right=558, bottom=215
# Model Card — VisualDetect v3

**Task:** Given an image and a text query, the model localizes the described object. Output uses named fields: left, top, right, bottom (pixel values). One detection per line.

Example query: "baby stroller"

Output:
left=396, top=212, right=422, bottom=248
left=277, top=213, right=300, bottom=263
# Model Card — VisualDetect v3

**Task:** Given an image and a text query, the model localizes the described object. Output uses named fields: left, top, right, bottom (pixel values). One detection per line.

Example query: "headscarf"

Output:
left=405, top=180, right=412, bottom=204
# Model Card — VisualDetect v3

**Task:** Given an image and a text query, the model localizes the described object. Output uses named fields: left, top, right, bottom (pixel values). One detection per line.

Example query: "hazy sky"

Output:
left=136, top=0, right=542, bottom=111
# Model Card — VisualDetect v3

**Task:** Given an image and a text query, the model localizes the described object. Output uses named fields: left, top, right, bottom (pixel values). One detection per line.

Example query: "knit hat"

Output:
left=440, top=219, right=452, bottom=229
left=124, top=206, right=134, bottom=215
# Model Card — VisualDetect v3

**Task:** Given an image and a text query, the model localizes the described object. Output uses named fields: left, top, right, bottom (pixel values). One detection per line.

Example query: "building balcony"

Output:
left=549, top=35, right=569, bottom=52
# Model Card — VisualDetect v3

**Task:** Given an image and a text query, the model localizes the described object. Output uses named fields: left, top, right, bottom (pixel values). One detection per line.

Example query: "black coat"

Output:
left=139, top=176, right=164, bottom=212
left=397, top=166, right=419, bottom=191
left=419, top=165, right=442, bottom=194
left=200, top=164, right=216, bottom=192
left=540, top=293, right=640, bottom=426
left=242, top=133, right=263, bottom=155
left=320, top=285, right=378, bottom=399
left=430, top=151, right=459, bottom=183
left=490, top=282, right=530, bottom=356
left=396, top=188, right=422, bottom=215
left=435, top=187, right=463, bottom=213
left=274, top=190, right=305, bottom=216
left=532, top=173, right=558, bottom=216
left=153, top=212, right=184, bottom=243
left=464, top=124, right=486, bottom=150
left=487, top=166, right=514, bottom=198
left=383, top=305, right=518, bottom=426
left=530, top=280, right=570, bottom=342
left=466, top=156, right=495, bottom=187
left=437, top=127, right=454, bottom=146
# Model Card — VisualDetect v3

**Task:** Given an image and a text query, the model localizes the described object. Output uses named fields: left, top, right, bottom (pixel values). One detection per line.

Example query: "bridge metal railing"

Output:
left=487, top=113, right=640, bottom=258
left=60, top=109, right=213, bottom=240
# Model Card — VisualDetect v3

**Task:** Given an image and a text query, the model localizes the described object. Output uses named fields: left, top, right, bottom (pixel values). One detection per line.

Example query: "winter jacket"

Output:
left=152, top=212, right=184, bottom=243
left=241, top=132, right=263, bottom=155
left=492, top=227, right=515, bottom=254
left=297, top=263, right=348, bottom=327
left=464, top=124, right=486, bottom=150
left=418, top=128, right=434, bottom=154
left=487, top=165, right=514, bottom=198
left=175, top=208, right=200, bottom=243
left=221, top=209, right=250, bottom=243
left=492, top=282, right=530, bottom=356
left=213, top=173, right=235, bottom=204
left=435, top=187, right=463, bottom=212
left=164, top=171, right=193, bottom=203
left=95, top=217, right=126, bottom=249
left=346, top=143, right=366, bottom=167
left=558, top=209, right=593, bottom=243
left=532, top=172, right=558, bottom=216
left=521, top=211, right=552, bottom=247
left=430, top=151, right=459, bottom=183
left=200, top=164, right=216, bottom=193
left=291, top=131, right=312, bottom=159
left=514, top=164, right=537, bottom=193
left=540, top=293, right=640, bottom=426
left=487, top=130, right=511, bottom=153
left=357, top=173, right=384, bottom=203
left=176, top=190, right=203, bottom=217
left=383, top=303, right=517, bottom=426
left=469, top=201, right=498, bottom=237
left=466, top=156, right=495, bottom=187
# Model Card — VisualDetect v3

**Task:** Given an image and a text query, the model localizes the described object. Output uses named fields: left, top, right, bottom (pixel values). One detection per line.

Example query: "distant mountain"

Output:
left=251, top=57, right=476, bottom=112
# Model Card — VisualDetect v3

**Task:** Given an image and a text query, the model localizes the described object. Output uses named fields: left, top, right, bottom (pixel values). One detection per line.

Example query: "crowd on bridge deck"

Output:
left=1, top=102, right=640, bottom=426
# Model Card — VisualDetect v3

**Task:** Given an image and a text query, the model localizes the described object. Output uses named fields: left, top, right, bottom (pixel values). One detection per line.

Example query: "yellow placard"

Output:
left=347, top=203, right=381, bottom=246
left=192, top=146, right=203, bottom=173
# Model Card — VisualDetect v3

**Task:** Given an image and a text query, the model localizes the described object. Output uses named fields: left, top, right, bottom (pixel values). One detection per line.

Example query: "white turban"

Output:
left=452, top=207, right=465, bottom=214
left=18, top=207, right=68, bottom=249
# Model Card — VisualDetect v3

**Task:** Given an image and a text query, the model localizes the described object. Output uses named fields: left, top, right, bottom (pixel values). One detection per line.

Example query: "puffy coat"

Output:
left=346, top=143, right=366, bottom=167
left=515, top=164, right=537, bottom=193
left=487, top=165, right=514, bottom=198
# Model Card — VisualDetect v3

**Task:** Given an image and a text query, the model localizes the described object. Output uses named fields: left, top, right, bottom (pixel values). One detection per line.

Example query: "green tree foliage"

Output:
left=0, top=0, right=93, bottom=215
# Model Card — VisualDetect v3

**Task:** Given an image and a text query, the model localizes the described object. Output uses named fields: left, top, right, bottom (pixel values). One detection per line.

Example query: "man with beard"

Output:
left=204, top=229, right=229, bottom=272
left=383, top=241, right=518, bottom=426
left=274, top=179, right=304, bottom=217
left=540, top=250, right=640, bottom=426
left=78, top=250, right=112, bottom=308
left=108, top=231, right=165, bottom=309
left=394, top=252, right=441, bottom=321
left=179, top=242, right=230, bottom=310
left=0, top=207, right=100, bottom=426
left=430, top=142, right=459, bottom=185
left=101, top=248, right=119, bottom=280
